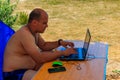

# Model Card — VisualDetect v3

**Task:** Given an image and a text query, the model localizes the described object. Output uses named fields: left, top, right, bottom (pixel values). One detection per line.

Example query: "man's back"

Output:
left=3, top=26, right=36, bottom=72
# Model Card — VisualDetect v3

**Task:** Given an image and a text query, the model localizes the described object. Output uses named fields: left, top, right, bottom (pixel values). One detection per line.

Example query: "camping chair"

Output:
left=0, top=21, right=15, bottom=80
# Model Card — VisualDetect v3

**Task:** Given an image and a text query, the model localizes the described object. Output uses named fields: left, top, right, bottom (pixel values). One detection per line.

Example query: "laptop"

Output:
left=58, top=29, right=91, bottom=61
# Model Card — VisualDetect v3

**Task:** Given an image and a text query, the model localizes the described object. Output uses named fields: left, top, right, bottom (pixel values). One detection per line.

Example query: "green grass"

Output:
left=112, top=70, right=120, bottom=74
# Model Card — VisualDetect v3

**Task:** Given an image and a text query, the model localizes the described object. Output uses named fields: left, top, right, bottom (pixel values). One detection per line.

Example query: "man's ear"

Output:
left=32, top=20, right=38, bottom=25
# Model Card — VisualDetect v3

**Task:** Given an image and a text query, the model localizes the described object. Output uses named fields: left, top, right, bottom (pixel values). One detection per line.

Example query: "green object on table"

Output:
left=52, top=61, right=63, bottom=67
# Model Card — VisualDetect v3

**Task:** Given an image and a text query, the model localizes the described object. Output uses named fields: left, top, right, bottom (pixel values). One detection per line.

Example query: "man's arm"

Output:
left=21, top=33, right=76, bottom=65
left=37, top=34, right=60, bottom=51
left=21, top=32, right=76, bottom=66
left=37, top=34, right=74, bottom=51
left=21, top=32, right=64, bottom=64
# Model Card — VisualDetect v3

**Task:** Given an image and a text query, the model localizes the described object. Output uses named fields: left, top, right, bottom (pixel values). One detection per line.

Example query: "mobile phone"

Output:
left=48, top=66, right=66, bottom=73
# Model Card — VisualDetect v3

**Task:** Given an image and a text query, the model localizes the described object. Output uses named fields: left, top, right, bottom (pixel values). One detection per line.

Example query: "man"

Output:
left=3, top=8, right=77, bottom=80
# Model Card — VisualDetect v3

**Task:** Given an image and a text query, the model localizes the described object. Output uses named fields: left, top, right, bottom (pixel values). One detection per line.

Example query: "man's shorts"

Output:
left=3, top=69, right=27, bottom=80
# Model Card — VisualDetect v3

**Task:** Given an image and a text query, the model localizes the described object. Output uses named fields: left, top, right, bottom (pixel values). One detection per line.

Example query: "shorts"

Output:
left=3, top=69, right=27, bottom=80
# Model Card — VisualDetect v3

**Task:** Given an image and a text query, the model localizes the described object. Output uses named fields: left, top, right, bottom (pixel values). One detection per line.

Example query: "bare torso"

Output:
left=3, top=26, right=36, bottom=72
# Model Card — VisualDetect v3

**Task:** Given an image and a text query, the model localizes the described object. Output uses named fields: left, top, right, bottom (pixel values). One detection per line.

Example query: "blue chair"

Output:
left=0, top=21, right=15, bottom=80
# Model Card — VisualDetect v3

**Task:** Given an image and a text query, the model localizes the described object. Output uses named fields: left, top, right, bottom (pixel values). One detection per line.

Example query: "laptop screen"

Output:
left=83, top=29, right=91, bottom=58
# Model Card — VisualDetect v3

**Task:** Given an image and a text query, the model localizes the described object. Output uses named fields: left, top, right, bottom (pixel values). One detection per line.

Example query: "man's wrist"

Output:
left=58, top=39, right=63, bottom=46
left=55, top=51, right=64, bottom=56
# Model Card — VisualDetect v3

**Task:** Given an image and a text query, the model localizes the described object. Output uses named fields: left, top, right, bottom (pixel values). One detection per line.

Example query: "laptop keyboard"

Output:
left=59, top=47, right=83, bottom=59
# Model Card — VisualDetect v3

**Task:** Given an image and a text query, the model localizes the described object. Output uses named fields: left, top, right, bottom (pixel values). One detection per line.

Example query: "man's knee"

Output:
left=22, top=70, right=37, bottom=80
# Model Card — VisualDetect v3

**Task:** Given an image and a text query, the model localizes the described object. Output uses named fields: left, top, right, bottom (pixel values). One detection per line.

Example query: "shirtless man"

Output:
left=3, top=8, right=77, bottom=80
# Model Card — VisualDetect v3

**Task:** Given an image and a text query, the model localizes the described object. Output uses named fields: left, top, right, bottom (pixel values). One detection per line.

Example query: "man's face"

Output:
left=37, top=13, right=48, bottom=33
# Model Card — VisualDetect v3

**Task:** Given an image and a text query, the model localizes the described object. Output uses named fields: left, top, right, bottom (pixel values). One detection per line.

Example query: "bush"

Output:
left=17, top=12, right=28, bottom=25
left=0, top=0, right=18, bottom=27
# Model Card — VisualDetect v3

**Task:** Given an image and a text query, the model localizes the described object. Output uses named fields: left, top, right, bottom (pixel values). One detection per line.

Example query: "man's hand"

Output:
left=60, top=41, right=74, bottom=48
left=62, top=48, right=77, bottom=56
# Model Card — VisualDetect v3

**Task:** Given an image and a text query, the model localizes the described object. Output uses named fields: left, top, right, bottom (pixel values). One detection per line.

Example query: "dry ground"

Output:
left=12, top=0, right=120, bottom=79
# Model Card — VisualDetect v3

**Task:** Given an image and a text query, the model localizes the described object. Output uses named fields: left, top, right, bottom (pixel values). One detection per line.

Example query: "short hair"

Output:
left=28, top=8, right=45, bottom=23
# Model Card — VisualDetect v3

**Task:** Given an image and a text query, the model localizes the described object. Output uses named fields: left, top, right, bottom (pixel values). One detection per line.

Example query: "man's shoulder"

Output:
left=16, top=27, right=31, bottom=37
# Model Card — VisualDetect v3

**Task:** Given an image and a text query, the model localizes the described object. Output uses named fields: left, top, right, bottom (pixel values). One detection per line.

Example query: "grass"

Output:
left=13, top=0, right=120, bottom=78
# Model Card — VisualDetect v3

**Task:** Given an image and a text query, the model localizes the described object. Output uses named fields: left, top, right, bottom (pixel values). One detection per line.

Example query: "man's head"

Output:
left=28, top=8, right=48, bottom=33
